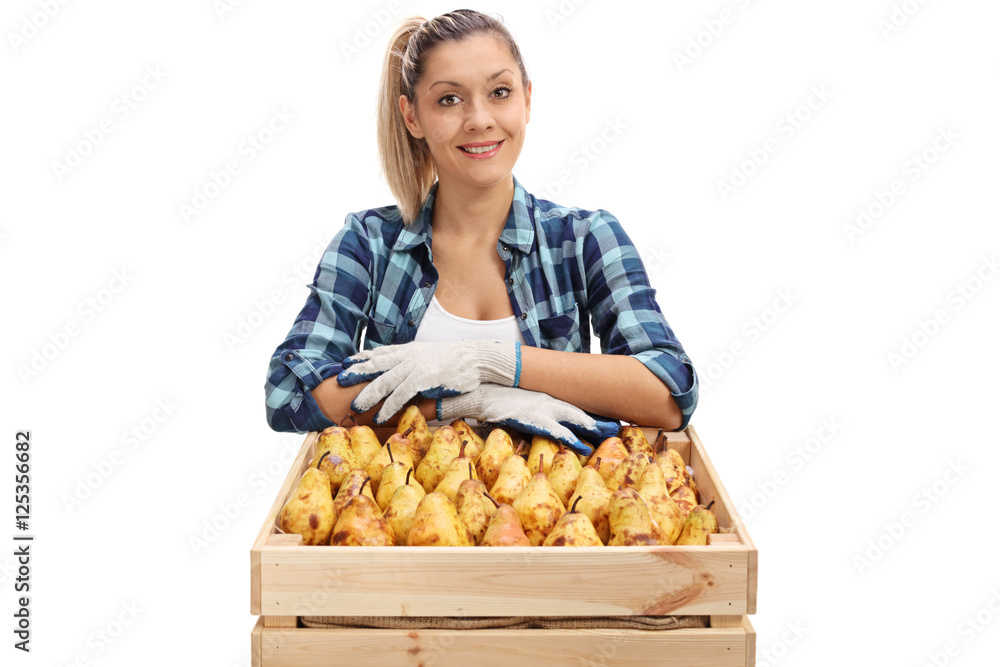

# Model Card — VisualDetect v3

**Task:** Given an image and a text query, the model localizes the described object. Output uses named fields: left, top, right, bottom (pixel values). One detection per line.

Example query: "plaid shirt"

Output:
left=265, top=175, right=698, bottom=433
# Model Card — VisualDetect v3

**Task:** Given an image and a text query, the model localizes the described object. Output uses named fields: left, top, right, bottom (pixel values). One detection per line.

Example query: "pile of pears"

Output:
left=279, top=407, right=719, bottom=547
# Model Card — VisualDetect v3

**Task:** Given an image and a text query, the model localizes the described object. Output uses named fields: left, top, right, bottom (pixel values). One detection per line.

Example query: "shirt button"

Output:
left=284, top=353, right=294, bottom=361
left=408, top=318, right=416, bottom=327
left=422, top=281, right=431, bottom=288
left=501, top=244, right=510, bottom=253
left=520, top=313, right=527, bottom=320
left=507, top=278, right=514, bottom=286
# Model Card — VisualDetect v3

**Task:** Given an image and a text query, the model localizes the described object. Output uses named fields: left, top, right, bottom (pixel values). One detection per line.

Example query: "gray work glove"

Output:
left=438, top=384, right=619, bottom=456
left=337, top=340, right=521, bottom=423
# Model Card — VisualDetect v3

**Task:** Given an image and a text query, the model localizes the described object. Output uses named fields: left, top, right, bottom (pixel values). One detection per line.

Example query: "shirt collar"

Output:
left=392, top=174, right=536, bottom=254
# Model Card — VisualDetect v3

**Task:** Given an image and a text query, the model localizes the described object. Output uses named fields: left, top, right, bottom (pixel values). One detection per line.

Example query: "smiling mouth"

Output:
left=460, top=140, right=503, bottom=154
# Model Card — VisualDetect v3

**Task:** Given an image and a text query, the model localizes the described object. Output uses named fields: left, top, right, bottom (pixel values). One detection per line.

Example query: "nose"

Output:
left=463, top=97, right=494, bottom=133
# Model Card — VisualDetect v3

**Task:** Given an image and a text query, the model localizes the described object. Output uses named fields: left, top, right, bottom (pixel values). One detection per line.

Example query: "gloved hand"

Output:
left=337, top=340, right=521, bottom=423
left=438, top=384, right=620, bottom=456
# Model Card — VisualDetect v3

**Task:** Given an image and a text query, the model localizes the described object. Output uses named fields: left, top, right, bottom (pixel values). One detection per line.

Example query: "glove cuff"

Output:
left=474, top=340, right=521, bottom=387
left=438, top=389, right=486, bottom=423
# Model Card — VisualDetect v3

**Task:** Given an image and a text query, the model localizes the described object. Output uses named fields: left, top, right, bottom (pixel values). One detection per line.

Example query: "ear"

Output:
left=524, top=80, right=532, bottom=124
left=399, top=94, right=424, bottom=139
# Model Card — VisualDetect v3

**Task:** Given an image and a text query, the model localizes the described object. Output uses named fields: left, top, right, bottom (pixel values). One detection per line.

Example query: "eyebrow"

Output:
left=428, top=68, right=513, bottom=91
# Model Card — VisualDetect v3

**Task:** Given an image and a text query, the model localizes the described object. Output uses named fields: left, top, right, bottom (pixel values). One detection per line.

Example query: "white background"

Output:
left=2, top=1, right=999, bottom=665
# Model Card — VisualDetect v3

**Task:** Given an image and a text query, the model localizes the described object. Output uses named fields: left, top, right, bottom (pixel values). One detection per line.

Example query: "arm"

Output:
left=311, top=376, right=438, bottom=427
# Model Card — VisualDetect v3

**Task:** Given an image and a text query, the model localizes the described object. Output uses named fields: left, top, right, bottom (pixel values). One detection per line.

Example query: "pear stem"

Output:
left=459, top=440, right=468, bottom=458
left=468, top=462, right=473, bottom=479
left=406, top=468, right=413, bottom=485
left=538, top=453, right=545, bottom=474
left=594, top=456, right=602, bottom=469
left=387, top=443, right=394, bottom=463
left=705, top=499, right=716, bottom=511
left=360, top=476, right=372, bottom=495
left=570, top=496, right=582, bottom=513
left=317, top=450, right=331, bottom=468
left=341, top=413, right=357, bottom=427
left=403, top=426, right=414, bottom=437
left=483, top=492, right=500, bottom=509
left=655, top=429, right=664, bottom=453
left=515, top=440, right=527, bottom=457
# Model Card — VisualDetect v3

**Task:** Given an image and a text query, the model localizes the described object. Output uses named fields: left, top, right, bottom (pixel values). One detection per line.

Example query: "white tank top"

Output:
left=413, top=295, right=526, bottom=345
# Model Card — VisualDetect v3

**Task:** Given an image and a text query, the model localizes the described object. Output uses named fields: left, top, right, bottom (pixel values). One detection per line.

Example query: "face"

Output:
left=400, top=35, right=531, bottom=192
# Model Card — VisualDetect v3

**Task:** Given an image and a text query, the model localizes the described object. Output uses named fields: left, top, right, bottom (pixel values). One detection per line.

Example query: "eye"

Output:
left=437, top=93, right=461, bottom=106
left=492, top=84, right=513, bottom=99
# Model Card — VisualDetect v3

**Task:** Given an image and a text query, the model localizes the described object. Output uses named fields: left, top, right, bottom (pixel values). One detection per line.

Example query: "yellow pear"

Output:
left=382, top=473, right=425, bottom=545
left=433, top=443, right=478, bottom=504
left=527, top=435, right=560, bottom=475
left=343, top=415, right=381, bottom=469
left=608, top=487, right=664, bottom=546
left=455, top=479, right=491, bottom=545
left=366, top=431, right=415, bottom=495
left=588, top=437, right=628, bottom=483
left=415, top=426, right=463, bottom=493
left=543, top=496, right=603, bottom=546
left=513, top=454, right=566, bottom=546
left=671, top=482, right=698, bottom=517
left=568, top=466, right=613, bottom=545
left=406, top=492, right=474, bottom=546
left=489, top=446, right=531, bottom=505
left=548, top=444, right=583, bottom=507
left=376, top=459, right=420, bottom=510
left=675, top=500, right=719, bottom=545
left=636, top=461, right=686, bottom=544
left=311, top=426, right=360, bottom=494
left=449, top=419, right=484, bottom=461
left=397, top=405, right=431, bottom=464
left=333, top=469, right=377, bottom=517
left=330, top=479, right=395, bottom=546
left=619, top=424, right=654, bottom=458
left=279, top=466, right=336, bottom=546
left=606, top=451, right=650, bottom=492
left=475, top=428, right=514, bottom=490
left=481, top=494, right=531, bottom=547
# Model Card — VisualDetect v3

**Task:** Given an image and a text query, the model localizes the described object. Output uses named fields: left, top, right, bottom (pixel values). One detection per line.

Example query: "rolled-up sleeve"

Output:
left=582, top=211, right=699, bottom=430
left=264, top=214, right=373, bottom=433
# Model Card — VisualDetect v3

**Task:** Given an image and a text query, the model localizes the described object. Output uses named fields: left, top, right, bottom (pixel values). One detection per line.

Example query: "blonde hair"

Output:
left=376, top=9, right=530, bottom=224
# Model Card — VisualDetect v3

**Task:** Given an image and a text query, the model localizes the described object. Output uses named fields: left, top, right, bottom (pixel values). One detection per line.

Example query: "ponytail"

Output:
left=376, top=10, right=530, bottom=225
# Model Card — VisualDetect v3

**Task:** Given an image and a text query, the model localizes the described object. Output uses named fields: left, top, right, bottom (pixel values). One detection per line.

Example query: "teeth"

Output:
left=462, top=142, right=500, bottom=154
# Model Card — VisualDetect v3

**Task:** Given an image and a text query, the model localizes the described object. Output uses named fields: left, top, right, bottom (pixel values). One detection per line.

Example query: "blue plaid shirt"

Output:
left=265, top=175, right=698, bottom=433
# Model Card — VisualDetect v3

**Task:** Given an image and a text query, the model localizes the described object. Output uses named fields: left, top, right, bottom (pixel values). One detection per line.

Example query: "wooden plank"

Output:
left=263, top=616, right=298, bottom=628
left=251, top=617, right=263, bottom=667
left=259, top=545, right=749, bottom=617
left=744, top=615, right=757, bottom=667
left=269, top=534, right=304, bottom=547
left=688, top=426, right=758, bottom=615
left=251, top=431, right=318, bottom=615
left=710, top=615, right=743, bottom=628
left=257, top=627, right=750, bottom=667
left=709, top=534, right=741, bottom=545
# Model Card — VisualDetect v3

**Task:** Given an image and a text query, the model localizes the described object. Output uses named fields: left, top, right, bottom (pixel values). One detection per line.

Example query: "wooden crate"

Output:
left=250, top=426, right=757, bottom=666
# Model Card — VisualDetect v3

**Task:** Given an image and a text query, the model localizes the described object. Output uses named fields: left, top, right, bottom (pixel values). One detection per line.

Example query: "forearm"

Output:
left=312, top=376, right=437, bottom=427
left=517, top=346, right=682, bottom=429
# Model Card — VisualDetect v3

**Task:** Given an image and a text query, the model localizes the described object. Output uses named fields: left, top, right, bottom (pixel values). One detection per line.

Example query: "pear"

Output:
left=340, top=414, right=382, bottom=469
left=376, top=458, right=421, bottom=510
left=636, top=461, right=686, bottom=544
left=333, top=468, right=377, bottom=517
left=330, top=478, right=395, bottom=546
left=382, top=470, right=425, bottom=544
left=588, top=437, right=628, bottom=483
left=456, top=478, right=491, bottom=545
left=397, top=405, right=432, bottom=464
left=513, top=455, right=566, bottom=546
left=548, top=444, right=583, bottom=507
left=433, top=443, right=478, bottom=503
left=675, top=500, right=719, bottom=545
left=606, top=451, right=650, bottom=492
left=654, top=450, right=685, bottom=495
left=449, top=419, right=484, bottom=461
left=415, top=426, right=463, bottom=493
left=543, top=497, right=603, bottom=546
left=481, top=493, right=531, bottom=547
left=489, top=446, right=531, bottom=505
left=279, top=466, right=336, bottom=545
left=312, top=426, right=360, bottom=494
left=475, top=428, right=514, bottom=490
left=406, top=492, right=474, bottom=546
left=671, top=481, right=698, bottom=517
left=619, top=423, right=654, bottom=458
left=527, top=435, right=560, bottom=475
left=664, top=448, right=690, bottom=485
left=568, top=464, right=613, bottom=545
left=366, top=430, right=415, bottom=495
left=607, top=487, right=666, bottom=546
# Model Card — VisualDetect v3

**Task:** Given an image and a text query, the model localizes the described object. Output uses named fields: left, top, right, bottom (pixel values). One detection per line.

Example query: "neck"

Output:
left=431, top=175, right=514, bottom=240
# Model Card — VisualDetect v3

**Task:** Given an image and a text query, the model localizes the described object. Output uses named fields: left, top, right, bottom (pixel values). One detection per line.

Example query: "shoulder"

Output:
left=525, top=189, right=629, bottom=247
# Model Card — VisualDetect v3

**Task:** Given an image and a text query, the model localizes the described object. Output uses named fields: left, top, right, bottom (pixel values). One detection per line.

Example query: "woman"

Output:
left=264, top=9, right=697, bottom=454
